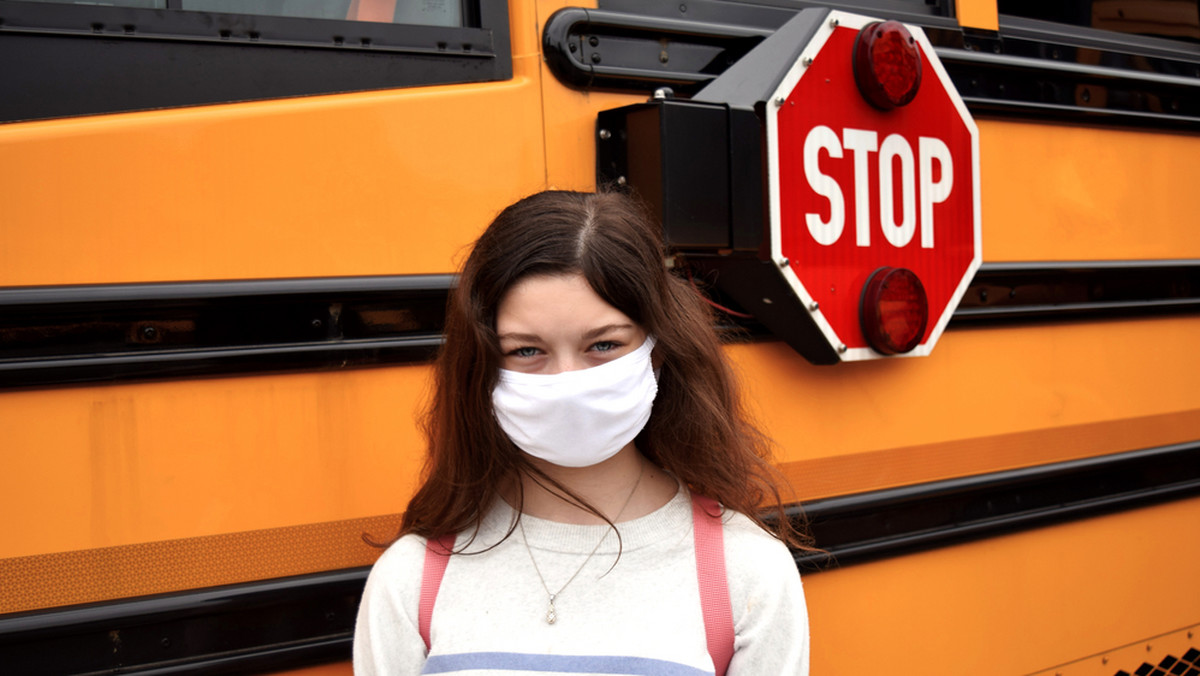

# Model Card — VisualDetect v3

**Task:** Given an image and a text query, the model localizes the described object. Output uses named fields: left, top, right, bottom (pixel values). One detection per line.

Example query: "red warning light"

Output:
left=859, top=266, right=929, bottom=355
left=853, top=20, right=923, bottom=111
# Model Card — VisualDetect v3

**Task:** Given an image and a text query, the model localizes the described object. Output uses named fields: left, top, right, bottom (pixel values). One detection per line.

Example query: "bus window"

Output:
left=999, top=0, right=1200, bottom=42
left=16, top=0, right=165, bottom=7
left=12, top=0, right=469, bottom=26
left=0, top=0, right=508, bottom=122
left=187, top=0, right=466, bottom=27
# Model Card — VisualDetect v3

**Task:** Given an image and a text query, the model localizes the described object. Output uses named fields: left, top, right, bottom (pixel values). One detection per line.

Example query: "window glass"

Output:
left=0, top=0, right=507, bottom=122
left=999, top=0, right=1200, bottom=42
left=182, top=1, right=353, bottom=20
left=17, top=0, right=165, bottom=7
left=393, top=1, right=462, bottom=26
left=13, top=0, right=465, bottom=26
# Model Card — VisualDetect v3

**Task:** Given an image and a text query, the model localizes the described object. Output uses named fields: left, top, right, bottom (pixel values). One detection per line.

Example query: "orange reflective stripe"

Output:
left=0, top=514, right=401, bottom=614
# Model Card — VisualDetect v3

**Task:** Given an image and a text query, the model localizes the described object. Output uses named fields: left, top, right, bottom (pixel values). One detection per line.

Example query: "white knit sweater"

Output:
left=354, top=487, right=809, bottom=675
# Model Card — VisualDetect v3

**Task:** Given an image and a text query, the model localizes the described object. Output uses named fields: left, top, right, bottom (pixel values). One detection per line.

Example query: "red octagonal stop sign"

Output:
left=768, top=11, right=981, bottom=360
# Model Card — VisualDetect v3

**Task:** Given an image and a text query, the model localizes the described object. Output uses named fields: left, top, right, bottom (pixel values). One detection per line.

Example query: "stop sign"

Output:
left=767, top=11, right=981, bottom=360
left=595, top=8, right=981, bottom=363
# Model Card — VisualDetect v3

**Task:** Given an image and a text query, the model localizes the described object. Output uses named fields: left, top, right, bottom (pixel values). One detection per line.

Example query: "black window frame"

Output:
left=0, top=0, right=511, bottom=122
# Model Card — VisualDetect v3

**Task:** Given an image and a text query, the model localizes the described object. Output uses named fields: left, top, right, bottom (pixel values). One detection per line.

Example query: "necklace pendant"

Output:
left=546, top=595, right=557, bottom=624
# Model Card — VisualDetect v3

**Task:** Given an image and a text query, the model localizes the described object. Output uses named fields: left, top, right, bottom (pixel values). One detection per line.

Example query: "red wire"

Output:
left=685, top=267, right=755, bottom=319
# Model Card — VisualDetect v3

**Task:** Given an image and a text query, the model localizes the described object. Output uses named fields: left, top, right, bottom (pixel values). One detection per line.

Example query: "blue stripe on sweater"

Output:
left=422, top=652, right=713, bottom=675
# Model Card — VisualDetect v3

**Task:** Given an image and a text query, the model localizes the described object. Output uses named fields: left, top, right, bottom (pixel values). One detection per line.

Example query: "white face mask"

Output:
left=492, top=337, right=658, bottom=468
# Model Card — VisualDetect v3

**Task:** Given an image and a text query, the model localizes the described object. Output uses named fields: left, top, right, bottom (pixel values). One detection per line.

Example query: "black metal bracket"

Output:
left=543, top=6, right=770, bottom=92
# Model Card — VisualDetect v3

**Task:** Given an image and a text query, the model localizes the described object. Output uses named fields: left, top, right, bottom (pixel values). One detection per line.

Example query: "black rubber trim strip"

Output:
left=0, top=274, right=452, bottom=389
left=2, top=261, right=1199, bottom=388
left=709, top=259, right=1200, bottom=337
left=951, top=260, right=1200, bottom=324
left=793, top=440, right=1200, bottom=569
left=937, top=47, right=1200, bottom=131
left=0, top=568, right=369, bottom=675
left=1, top=440, right=1196, bottom=673
left=1, top=337, right=445, bottom=387
left=0, top=274, right=454, bottom=306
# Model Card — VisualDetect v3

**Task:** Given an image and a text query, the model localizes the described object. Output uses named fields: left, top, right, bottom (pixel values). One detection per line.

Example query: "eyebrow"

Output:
left=497, top=323, right=636, bottom=343
left=496, top=332, right=541, bottom=343
left=583, top=323, right=636, bottom=340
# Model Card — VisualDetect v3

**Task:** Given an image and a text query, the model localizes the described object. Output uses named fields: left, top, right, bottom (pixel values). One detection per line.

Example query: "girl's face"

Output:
left=496, top=273, right=648, bottom=375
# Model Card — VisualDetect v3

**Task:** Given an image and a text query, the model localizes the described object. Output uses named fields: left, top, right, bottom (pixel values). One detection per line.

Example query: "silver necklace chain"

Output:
left=518, top=463, right=645, bottom=625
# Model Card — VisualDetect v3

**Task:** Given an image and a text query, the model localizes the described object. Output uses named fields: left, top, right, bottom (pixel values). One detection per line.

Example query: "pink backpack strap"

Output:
left=692, top=494, right=734, bottom=676
left=418, top=533, right=456, bottom=653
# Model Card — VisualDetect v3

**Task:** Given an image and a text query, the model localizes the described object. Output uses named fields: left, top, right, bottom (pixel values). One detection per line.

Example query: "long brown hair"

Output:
left=399, top=189, right=811, bottom=549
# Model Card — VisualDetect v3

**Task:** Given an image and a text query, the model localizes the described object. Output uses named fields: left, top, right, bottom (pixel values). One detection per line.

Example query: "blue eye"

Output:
left=590, top=341, right=619, bottom=353
left=511, top=346, right=541, bottom=358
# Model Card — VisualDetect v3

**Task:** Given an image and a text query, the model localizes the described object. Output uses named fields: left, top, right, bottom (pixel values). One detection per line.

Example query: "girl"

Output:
left=354, top=190, right=811, bottom=675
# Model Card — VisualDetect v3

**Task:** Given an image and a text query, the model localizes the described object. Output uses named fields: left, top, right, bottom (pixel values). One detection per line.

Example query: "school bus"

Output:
left=1, top=0, right=1198, bottom=674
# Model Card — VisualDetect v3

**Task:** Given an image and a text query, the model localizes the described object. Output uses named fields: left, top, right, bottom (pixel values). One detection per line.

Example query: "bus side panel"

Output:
left=980, top=119, right=1200, bottom=263
left=727, top=317, right=1200, bottom=499
left=0, top=367, right=430, bottom=561
left=0, top=63, right=547, bottom=286
left=805, top=496, right=1200, bottom=675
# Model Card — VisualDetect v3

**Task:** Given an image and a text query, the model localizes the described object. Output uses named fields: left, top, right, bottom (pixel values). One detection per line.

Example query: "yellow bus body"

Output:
left=1, top=1, right=1198, bottom=674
